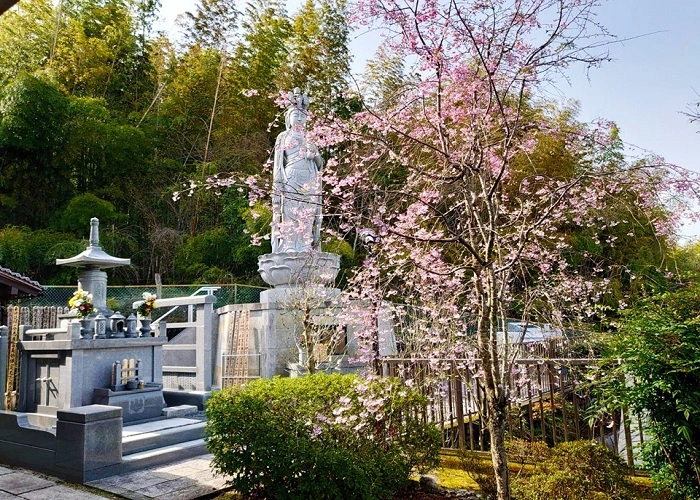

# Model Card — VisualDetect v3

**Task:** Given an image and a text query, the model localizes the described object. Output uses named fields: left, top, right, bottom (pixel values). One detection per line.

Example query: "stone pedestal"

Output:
left=93, top=383, right=165, bottom=423
left=214, top=299, right=399, bottom=384
left=259, top=284, right=340, bottom=305
left=258, top=251, right=340, bottom=289
left=244, top=250, right=344, bottom=378
left=54, top=405, right=123, bottom=483
left=78, top=269, right=108, bottom=309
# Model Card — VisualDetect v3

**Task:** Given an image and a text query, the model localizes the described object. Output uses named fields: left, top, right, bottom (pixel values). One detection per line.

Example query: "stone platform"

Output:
left=0, top=452, right=227, bottom=500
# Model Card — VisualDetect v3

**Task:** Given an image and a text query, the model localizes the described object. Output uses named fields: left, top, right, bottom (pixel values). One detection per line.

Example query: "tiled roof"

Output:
left=0, top=265, right=44, bottom=296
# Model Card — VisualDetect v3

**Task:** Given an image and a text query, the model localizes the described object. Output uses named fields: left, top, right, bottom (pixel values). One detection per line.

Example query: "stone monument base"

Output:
left=92, top=383, right=165, bottom=424
left=259, top=284, right=340, bottom=304
left=258, top=251, right=340, bottom=288
left=214, top=298, right=398, bottom=385
left=287, top=354, right=366, bottom=377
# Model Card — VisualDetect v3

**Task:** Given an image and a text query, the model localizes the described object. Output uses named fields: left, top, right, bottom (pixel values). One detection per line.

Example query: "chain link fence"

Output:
left=13, top=284, right=266, bottom=313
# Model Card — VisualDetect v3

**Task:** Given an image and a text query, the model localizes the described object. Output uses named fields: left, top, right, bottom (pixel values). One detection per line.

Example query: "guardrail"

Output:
left=377, top=357, right=637, bottom=467
left=134, top=294, right=217, bottom=392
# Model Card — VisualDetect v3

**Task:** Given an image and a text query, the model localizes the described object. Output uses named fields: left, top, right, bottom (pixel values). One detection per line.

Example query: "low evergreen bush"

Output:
left=511, top=440, right=634, bottom=500
left=205, top=373, right=441, bottom=500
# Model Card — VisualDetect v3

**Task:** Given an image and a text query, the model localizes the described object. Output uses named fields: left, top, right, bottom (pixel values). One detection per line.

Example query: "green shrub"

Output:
left=622, top=292, right=700, bottom=499
left=594, top=285, right=700, bottom=499
left=460, top=450, right=499, bottom=500
left=505, top=438, right=551, bottom=468
left=511, top=440, right=634, bottom=500
left=205, top=373, right=441, bottom=500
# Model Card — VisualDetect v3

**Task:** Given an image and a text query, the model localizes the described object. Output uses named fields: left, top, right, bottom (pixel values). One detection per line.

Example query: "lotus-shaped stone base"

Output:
left=258, top=252, right=340, bottom=287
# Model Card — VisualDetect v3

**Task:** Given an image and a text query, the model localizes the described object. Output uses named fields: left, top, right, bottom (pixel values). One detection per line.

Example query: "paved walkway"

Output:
left=0, top=455, right=228, bottom=500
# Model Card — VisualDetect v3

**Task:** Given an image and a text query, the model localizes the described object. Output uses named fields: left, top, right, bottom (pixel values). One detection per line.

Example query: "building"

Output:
left=0, top=265, right=43, bottom=324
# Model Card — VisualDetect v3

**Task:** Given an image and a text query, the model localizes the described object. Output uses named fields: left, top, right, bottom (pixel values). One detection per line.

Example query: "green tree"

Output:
left=0, top=0, right=55, bottom=85
left=225, top=0, right=290, bottom=144
left=180, top=0, right=239, bottom=50
left=0, top=74, right=73, bottom=227
left=278, top=0, right=351, bottom=113
left=52, top=0, right=156, bottom=114
left=361, top=44, right=412, bottom=112
left=0, top=226, right=83, bottom=284
left=221, top=190, right=270, bottom=281
left=61, top=94, right=151, bottom=207
left=601, top=285, right=700, bottom=498
left=56, top=193, right=125, bottom=233
left=157, top=47, right=221, bottom=167
left=668, top=240, right=700, bottom=282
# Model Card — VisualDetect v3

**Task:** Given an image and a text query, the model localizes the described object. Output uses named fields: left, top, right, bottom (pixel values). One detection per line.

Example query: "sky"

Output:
left=158, top=0, right=700, bottom=239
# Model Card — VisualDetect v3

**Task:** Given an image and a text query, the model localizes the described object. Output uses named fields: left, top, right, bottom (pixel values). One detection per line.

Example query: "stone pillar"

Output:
left=195, top=296, right=216, bottom=391
left=0, top=326, right=7, bottom=411
left=78, top=269, right=108, bottom=309
left=54, top=405, right=123, bottom=483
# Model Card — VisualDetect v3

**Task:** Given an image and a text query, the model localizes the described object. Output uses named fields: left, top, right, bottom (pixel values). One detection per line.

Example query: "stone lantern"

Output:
left=56, top=218, right=131, bottom=319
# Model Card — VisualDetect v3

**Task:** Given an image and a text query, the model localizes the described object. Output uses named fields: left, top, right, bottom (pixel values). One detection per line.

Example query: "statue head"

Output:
left=285, top=87, right=309, bottom=129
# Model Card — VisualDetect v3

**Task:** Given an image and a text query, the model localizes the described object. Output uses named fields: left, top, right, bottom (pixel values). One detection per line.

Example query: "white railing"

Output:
left=151, top=286, right=220, bottom=325
left=133, top=291, right=217, bottom=392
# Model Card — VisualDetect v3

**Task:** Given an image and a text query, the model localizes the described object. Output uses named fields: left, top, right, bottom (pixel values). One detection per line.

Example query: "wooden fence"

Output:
left=377, top=357, right=639, bottom=467
left=3, top=305, right=71, bottom=331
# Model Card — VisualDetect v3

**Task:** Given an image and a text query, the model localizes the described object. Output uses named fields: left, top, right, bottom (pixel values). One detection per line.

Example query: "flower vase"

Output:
left=139, top=317, right=152, bottom=338
left=79, top=317, right=92, bottom=339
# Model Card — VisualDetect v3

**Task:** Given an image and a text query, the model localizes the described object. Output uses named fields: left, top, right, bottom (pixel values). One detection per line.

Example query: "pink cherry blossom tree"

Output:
left=308, top=1, right=700, bottom=498
left=183, top=2, right=700, bottom=497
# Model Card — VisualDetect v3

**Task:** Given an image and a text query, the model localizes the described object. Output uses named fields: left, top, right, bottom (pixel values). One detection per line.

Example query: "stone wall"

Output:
left=0, top=405, right=123, bottom=483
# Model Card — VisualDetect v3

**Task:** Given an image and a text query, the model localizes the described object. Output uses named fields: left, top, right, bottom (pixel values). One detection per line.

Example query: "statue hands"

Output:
left=305, top=144, right=320, bottom=161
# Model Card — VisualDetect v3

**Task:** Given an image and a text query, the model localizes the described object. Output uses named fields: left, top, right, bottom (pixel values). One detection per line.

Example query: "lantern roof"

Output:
left=56, top=218, right=131, bottom=269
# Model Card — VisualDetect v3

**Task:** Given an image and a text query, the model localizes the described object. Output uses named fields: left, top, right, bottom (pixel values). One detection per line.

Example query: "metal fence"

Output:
left=12, top=284, right=266, bottom=313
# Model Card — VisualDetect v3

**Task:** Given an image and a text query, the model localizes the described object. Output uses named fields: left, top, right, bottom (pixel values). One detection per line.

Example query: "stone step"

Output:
left=162, top=404, right=199, bottom=418
left=118, top=439, right=209, bottom=474
left=122, top=419, right=207, bottom=455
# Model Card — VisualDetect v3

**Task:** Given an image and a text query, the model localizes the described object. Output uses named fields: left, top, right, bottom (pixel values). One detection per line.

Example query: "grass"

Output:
left=438, top=449, right=667, bottom=500
left=210, top=450, right=668, bottom=499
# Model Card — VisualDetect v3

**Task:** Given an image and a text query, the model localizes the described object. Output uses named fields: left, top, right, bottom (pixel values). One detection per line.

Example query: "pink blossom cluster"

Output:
left=305, top=378, right=403, bottom=445
left=307, top=0, right=700, bottom=376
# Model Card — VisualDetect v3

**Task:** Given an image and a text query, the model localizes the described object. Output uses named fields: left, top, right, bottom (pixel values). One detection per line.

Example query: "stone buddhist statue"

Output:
left=271, top=88, right=324, bottom=253
left=258, top=89, right=339, bottom=291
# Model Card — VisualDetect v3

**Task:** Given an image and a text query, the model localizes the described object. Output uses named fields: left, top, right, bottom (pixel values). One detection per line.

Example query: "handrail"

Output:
left=132, top=286, right=220, bottom=325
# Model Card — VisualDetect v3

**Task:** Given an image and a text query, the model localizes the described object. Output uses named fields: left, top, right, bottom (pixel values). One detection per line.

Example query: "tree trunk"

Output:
left=303, top=307, right=317, bottom=374
left=476, top=268, right=511, bottom=500
left=480, top=349, right=511, bottom=500
left=487, top=395, right=510, bottom=500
